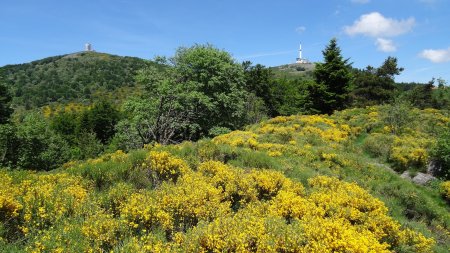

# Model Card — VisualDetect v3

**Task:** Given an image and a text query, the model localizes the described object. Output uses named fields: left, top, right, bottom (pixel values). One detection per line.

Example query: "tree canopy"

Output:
left=352, top=57, right=403, bottom=106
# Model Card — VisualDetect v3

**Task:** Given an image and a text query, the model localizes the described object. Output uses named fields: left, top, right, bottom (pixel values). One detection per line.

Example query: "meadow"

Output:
left=1, top=105, right=449, bottom=252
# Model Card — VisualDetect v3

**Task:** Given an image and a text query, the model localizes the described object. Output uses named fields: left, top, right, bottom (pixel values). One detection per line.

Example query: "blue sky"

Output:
left=1, top=0, right=449, bottom=83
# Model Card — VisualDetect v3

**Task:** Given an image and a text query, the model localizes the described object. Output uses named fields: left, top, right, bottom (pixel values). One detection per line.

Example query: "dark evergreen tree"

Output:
left=242, top=61, right=276, bottom=116
left=313, top=38, right=352, bottom=114
left=407, top=78, right=435, bottom=109
left=352, top=57, right=403, bottom=106
left=0, top=83, right=13, bottom=124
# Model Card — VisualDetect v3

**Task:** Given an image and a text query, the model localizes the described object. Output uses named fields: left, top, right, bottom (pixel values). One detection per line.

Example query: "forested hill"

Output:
left=0, top=52, right=152, bottom=108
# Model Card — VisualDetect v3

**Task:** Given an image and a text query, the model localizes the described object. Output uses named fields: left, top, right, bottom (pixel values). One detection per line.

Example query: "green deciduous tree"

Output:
left=172, top=44, right=248, bottom=135
left=77, top=100, right=120, bottom=144
left=313, top=38, right=352, bottom=114
left=15, top=112, right=71, bottom=170
left=114, top=44, right=250, bottom=147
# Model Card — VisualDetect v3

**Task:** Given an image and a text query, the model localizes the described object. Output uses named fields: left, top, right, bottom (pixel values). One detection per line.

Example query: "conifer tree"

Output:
left=313, top=38, right=352, bottom=114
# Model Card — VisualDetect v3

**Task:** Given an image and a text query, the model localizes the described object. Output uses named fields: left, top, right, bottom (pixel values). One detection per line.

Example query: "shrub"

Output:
left=431, top=130, right=450, bottom=179
left=440, top=181, right=450, bottom=201
left=363, top=133, right=393, bottom=159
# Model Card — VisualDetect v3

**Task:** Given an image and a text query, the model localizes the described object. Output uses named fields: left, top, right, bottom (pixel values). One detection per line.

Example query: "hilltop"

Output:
left=270, top=62, right=316, bottom=79
left=0, top=51, right=152, bottom=108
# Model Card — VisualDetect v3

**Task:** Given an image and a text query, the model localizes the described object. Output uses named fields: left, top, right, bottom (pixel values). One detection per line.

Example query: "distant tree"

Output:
left=89, top=100, right=120, bottom=144
left=15, top=112, right=71, bottom=170
left=270, top=78, right=317, bottom=115
left=73, top=131, right=103, bottom=160
left=352, top=57, right=403, bottom=106
left=78, top=100, right=120, bottom=144
left=433, top=78, right=450, bottom=109
left=313, top=38, right=352, bottom=114
left=242, top=61, right=275, bottom=116
left=0, top=53, right=150, bottom=108
left=0, top=83, right=13, bottom=124
left=50, top=111, right=79, bottom=144
left=405, top=78, right=435, bottom=109
left=0, top=124, right=19, bottom=166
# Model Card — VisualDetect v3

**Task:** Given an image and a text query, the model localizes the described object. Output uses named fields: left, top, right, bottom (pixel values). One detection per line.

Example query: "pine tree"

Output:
left=313, top=38, right=352, bottom=114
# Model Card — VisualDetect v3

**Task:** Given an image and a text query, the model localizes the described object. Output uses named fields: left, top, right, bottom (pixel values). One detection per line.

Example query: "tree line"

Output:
left=0, top=39, right=449, bottom=170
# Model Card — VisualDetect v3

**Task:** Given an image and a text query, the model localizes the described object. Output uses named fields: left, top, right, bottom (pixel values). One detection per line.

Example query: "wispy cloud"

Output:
left=419, top=47, right=450, bottom=63
left=415, top=66, right=434, bottom=72
left=295, top=26, right=306, bottom=34
left=237, top=50, right=296, bottom=60
left=375, top=38, right=396, bottom=52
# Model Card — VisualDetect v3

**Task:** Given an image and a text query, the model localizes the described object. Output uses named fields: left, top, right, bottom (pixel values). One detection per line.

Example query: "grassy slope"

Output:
left=1, top=106, right=449, bottom=252
left=270, top=63, right=315, bottom=80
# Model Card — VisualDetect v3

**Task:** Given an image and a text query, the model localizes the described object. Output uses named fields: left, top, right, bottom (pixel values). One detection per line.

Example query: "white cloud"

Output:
left=351, top=0, right=370, bottom=4
left=344, top=12, right=415, bottom=37
left=295, top=26, right=306, bottom=33
left=375, top=38, right=396, bottom=52
left=419, top=47, right=450, bottom=63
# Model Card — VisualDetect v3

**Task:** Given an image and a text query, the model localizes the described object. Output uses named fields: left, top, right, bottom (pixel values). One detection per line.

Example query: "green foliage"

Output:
left=73, top=131, right=104, bottom=160
left=381, top=100, right=416, bottom=134
left=0, top=83, right=13, bottom=124
left=405, top=78, right=435, bottom=109
left=208, top=126, right=232, bottom=137
left=0, top=52, right=150, bottom=107
left=172, top=44, right=248, bottom=134
left=313, top=38, right=353, bottom=114
left=114, top=44, right=250, bottom=147
left=432, top=82, right=450, bottom=109
left=268, top=77, right=322, bottom=116
left=363, top=133, right=394, bottom=159
left=0, top=124, right=19, bottom=166
left=78, top=100, right=120, bottom=144
left=15, top=112, right=71, bottom=170
left=50, top=111, right=78, bottom=144
left=242, top=61, right=276, bottom=116
left=352, top=57, right=403, bottom=106
left=431, top=129, right=450, bottom=179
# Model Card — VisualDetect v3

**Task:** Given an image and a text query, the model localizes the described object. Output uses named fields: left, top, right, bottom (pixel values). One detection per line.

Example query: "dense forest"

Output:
left=1, top=39, right=449, bottom=252
left=0, top=52, right=151, bottom=108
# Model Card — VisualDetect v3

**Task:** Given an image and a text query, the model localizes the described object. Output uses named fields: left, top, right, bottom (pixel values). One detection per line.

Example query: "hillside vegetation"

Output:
left=0, top=52, right=151, bottom=107
left=1, top=106, right=449, bottom=252
left=1, top=40, right=450, bottom=252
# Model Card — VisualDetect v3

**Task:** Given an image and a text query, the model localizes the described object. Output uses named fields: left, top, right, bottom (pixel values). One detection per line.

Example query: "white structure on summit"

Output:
left=84, top=43, right=92, bottom=52
left=296, top=44, right=309, bottom=64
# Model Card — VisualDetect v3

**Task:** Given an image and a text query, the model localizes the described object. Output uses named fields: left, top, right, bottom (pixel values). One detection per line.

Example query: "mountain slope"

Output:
left=1, top=106, right=448, bottom=252
left=270, top=62, right=316, bottom=80
left=0, top=52, right=152, bottom=108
